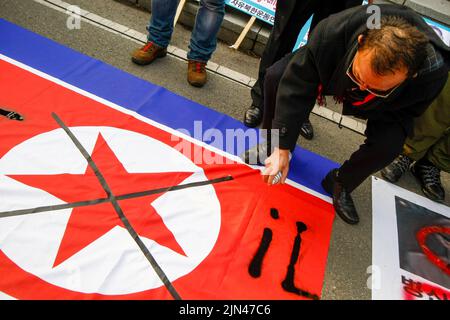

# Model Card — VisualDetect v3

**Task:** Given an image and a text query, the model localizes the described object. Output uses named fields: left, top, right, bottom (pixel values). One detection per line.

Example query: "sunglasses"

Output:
left=346, top=56, right=401, bottom=99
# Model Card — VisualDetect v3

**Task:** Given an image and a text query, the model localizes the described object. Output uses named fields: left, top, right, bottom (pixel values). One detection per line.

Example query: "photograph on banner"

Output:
left=372, top=178, right=449, bottom=300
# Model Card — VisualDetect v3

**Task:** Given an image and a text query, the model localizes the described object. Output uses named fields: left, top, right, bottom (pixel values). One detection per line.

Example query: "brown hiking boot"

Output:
left=131, top=41, right=167, bottom=65
left=187, top=60, right=207, bottom=87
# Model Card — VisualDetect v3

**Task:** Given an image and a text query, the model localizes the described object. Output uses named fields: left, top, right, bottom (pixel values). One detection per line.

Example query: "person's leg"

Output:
left=381, top=111, right=448, bottom=183
left=147, top=0, right=179, bottom=47
left=187, top=0, right=225, bottom=62
left=382, top=74, right=450, bottom=182
left=405, top=75, right=450, bottom=160
left=296, top=1, right=362, bottom=138
left=246, top=0, right=317, bottom=127
left=242, top=52, right=297, bottom=165
left=132, top=0, right=178, bottom=65
left=383, top=130, right=449, bottom=202
left=404, top=77, right=449, bottom=202
left=323, top=120, right=406, bottom=225
left=262, top=49, right=316, bottom=141
left=261, top=53, right=297, bottom=131
left=425, top=128, right=450, bottom=173
left=185, top=0, right=225, bottom=87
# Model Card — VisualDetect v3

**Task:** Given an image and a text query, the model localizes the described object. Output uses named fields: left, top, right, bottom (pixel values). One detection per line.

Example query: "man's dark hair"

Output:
left=359, top=15, right=429, bottom=77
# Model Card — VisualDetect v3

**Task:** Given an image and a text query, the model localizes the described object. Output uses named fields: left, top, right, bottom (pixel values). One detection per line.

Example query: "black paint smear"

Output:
left=281, top=222, right=319, bottom=300
left=249, top=228, right=273, bottom=278
left=270, top=208, right=279, bottom=220
left=296, top=221, right=307, bottom=233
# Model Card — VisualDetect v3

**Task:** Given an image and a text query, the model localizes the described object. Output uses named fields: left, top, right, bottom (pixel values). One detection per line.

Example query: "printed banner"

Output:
left=0, top=19, right=337, bottom=300
left=372, top=177, right=450, bottom=300
left=293, top=0, right=371, bottom=50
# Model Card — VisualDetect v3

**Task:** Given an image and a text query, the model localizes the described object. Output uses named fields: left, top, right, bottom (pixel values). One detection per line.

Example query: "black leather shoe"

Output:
left=411, top=161, right=445, bottom=203
left=321, top=169, right=359, bottom=225
left=381, top=155, right=413, bottom=183
left=300, top=119, right=314, bottom=140
left=244, top=105, right=262, bottom=128
left=241, top=142, right=292, bottom=166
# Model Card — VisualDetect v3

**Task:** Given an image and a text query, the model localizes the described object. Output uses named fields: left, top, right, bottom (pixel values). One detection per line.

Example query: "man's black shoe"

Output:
left=243, top=105, right=262, bottom=128
left=380, top=155, right=413, bottom=183
left=300, top=119, right=314, bottom=140
left=411, top=161, right=445, bottom=203
left=321, top=169, right=359, bottom=225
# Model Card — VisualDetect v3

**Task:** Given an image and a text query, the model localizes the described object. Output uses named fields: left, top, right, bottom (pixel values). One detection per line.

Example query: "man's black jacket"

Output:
left=272, top=4, right=450, bottom=150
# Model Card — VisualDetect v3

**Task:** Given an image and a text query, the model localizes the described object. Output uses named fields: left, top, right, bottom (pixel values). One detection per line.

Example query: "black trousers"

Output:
left=339, top=119, right=406, bottom=192
left=263, top=53, right=407, bottom=192
left=251, top=0, right=363, bottom=111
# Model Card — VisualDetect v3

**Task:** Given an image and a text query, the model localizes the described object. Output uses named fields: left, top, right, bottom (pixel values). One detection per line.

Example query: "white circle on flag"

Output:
left=0, top=127, right=221, bottom=295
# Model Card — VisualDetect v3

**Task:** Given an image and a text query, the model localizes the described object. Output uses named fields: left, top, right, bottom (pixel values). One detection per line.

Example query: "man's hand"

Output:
left=262, top=147, right=290, bottom=185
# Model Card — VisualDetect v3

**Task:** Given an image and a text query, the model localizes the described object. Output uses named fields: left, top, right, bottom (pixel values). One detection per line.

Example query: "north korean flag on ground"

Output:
left=0, top=19, right=337, bottom=300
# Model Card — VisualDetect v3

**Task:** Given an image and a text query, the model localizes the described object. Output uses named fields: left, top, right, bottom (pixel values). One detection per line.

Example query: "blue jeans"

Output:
left=147, top=0, right=225, bottom=62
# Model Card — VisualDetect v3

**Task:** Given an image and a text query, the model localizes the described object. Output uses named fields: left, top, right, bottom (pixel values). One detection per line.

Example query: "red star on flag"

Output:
left=8, top=133, right=193, bottom=267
